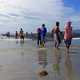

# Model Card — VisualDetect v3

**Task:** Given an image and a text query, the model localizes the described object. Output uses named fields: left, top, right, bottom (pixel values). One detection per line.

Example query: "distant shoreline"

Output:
left=0, top=37, right=80, bottom=41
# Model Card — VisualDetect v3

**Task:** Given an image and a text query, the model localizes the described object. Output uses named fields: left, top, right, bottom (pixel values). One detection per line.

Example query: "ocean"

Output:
left=72, top=38, right=80, bottom=45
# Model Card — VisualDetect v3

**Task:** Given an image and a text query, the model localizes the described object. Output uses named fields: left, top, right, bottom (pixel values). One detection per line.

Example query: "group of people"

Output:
left=15, top=28, right=24, bottom=41
left=37, top=21, right=73, bottom=53
left=15, top=22, right=72, bottom=53
left=52, top=21, right=72, bottom=53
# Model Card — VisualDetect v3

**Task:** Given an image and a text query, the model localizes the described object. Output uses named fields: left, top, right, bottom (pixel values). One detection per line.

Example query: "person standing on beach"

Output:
left=52, top=22, right=61, bottom=49
left=64, top=21, right=73, bottom=53
left=15, top=31, right=19, bottom=39
left=37, top=28, right=42, bottom=47
left=41, top=24, right=47, bottom=44
left=19, top=28, right=24, bottom=41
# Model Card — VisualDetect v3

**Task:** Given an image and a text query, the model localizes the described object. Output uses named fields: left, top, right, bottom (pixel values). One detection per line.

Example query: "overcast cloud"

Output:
left=0, top=0, right=79, bottom=33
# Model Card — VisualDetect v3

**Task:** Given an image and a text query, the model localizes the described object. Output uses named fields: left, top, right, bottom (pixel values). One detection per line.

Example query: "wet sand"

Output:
left=0, top=39, right=79, bottom=80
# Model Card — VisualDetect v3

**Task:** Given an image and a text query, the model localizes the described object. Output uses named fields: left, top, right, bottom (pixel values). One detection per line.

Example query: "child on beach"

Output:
left=52, top=22, right=61, bottom=49
left=19, top=28, right=24, bottom=41
left=64, top=21, right=73, bottom=53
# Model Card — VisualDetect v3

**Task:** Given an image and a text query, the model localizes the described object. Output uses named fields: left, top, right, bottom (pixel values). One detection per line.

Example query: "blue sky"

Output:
left=63, top=0, right=80, bottom=30
left=0, top=0, right=80, bottom=33
left=64, top=0, right=80, bottom=11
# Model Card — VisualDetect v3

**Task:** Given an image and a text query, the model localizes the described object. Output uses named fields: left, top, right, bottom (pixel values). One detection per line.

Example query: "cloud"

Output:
left=0, top=0, right=65, bottom=33
left=21, top=0, right=64, bottom=20
left=0, top=0, right=80, bottom=33
left=2, top=0, right=63, bottom=19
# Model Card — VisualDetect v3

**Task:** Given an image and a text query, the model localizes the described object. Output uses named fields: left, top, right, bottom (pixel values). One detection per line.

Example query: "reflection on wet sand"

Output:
left=16, top=40, right=19, bottom=44
left=19, top=40, right=25, bottom=62
left=52, top=49, right=62, bottom=80
left=20, top=40, right=24, bottom=55
left=37, top=49, right=48, bottom=68
left=15, top=39, right=19, bottom=44
left=64, top=53, right=75, bottom=80
left=15, top=39, right=24, bottom=47
left=0, top=39, right=79, bottom=80
left=37, top=48, right=48, bottom=77
left=20, top=40, right=24, bottom=46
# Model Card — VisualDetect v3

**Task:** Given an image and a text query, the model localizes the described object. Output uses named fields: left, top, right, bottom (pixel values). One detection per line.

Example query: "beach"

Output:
left=0, top=38, right=79, bottom=80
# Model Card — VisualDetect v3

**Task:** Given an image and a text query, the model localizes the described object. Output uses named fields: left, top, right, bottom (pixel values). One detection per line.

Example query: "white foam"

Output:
left=0, top=38, right=31, bottom=41
left=72, top=38, right=80, bottom=40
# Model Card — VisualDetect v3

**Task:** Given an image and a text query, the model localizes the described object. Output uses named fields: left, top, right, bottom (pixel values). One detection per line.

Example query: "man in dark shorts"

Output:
left=64, top=21, right=73, bottom=53
left=19, top=28, right=24, bottom=41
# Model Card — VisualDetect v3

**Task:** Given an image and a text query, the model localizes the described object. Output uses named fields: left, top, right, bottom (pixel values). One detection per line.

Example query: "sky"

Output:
left=0, top=0, right=80, bottom=33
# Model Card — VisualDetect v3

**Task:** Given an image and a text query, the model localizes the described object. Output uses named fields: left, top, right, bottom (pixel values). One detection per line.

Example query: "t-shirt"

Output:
left=42, top=27, right=47, bottom=36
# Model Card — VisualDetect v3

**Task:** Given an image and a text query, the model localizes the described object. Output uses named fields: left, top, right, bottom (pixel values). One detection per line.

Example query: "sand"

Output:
left=0, top=39, right=79, bottom=80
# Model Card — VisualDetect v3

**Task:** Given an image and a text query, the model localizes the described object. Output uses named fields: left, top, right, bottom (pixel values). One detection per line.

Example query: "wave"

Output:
left=72, top=38, right=80, bottom=40
left=0, top=38, right=31, bottom=41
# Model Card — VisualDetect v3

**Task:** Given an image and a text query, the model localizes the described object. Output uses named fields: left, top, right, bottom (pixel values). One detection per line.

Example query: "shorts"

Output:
left=64, top=39, right=72, bottom=45
left=20, top=35, right=24, bottom=39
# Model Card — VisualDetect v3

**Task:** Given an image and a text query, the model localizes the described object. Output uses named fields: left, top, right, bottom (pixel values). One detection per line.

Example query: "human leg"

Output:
left=64, top=40, right=71, bottom=53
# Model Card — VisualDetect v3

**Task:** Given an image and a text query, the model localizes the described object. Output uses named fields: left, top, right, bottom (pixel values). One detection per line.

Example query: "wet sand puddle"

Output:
left=33, top=46, right=79, bottom=80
